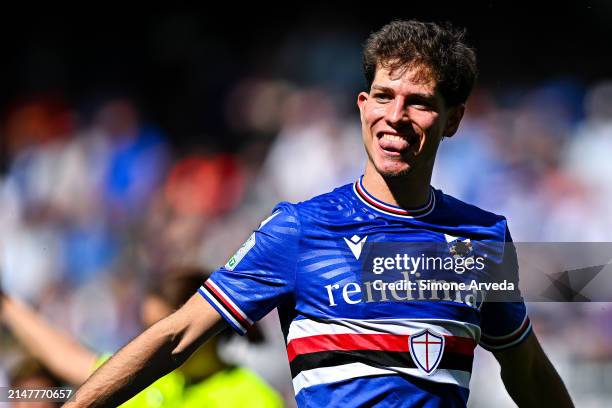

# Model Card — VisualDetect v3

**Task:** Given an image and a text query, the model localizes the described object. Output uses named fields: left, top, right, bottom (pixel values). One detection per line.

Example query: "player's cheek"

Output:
left=366, top=104, right=385, bottom=123
left=415, top=114, right=439, bottom=136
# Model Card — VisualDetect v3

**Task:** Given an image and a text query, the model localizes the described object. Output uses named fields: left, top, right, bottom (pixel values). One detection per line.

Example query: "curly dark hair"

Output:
left=363, top=20, right=477, bottom=106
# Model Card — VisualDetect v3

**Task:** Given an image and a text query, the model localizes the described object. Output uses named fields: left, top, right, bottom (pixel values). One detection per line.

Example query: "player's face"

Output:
left=357, top=63, right=464, bottom=178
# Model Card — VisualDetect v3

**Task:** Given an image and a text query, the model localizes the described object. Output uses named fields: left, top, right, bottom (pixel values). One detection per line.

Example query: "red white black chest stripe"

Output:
left=286, top=317, right=479, bottom=394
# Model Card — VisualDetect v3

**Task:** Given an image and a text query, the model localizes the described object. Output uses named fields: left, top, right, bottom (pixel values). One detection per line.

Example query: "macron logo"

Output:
left=344, top=235, right=368, bottom=260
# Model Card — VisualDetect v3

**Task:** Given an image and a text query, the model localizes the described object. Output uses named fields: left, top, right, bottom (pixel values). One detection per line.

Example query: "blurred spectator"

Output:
left=95, top=98, right=169, bottom=219
left=164, top=154, right=245, bottom=218
left=8, top=358, right=63, bottom=408
left=0, top=268, right=284, bottom=407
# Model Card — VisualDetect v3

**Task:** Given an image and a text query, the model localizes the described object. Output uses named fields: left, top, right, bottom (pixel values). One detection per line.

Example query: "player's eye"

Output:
left=373, top=93, right=392, bottom=102
left=406, top=95, right=436, bottom=111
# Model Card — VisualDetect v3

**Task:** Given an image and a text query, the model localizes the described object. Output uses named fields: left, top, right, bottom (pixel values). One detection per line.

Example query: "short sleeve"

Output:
left=479, top=224, right=532, bottom=351
left=199, top=203, right=300, bottom=334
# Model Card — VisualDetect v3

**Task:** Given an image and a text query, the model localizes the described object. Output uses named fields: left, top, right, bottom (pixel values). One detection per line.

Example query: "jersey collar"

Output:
left=353, top=175, right=436, bottom=219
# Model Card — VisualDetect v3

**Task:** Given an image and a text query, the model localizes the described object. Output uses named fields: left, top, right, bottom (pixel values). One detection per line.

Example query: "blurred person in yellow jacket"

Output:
left=0, top=268, right=283, bottom=408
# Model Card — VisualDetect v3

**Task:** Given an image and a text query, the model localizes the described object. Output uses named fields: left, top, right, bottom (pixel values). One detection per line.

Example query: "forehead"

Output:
left=372, top=63, right=438, bottom=96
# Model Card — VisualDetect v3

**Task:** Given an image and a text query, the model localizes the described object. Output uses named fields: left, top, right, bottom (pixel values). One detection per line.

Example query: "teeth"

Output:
left=382, top=134, right=405, bottom=142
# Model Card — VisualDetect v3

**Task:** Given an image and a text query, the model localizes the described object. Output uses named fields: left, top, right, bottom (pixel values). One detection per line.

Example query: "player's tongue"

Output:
left=379, top=133, right=410, bottom=153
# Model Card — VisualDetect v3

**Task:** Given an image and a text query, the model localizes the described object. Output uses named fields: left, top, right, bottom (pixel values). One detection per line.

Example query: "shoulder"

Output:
left=298, top=182, right=355, bottom=215
left=273, top=182, right=356, bottom=221
left=434, top=189, right=509, bottom=239
left=251, top=184, right=354, bottom=245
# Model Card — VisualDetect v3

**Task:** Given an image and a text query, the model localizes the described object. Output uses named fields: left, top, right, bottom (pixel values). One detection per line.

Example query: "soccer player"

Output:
left=65, top=20, right=573, bottom=407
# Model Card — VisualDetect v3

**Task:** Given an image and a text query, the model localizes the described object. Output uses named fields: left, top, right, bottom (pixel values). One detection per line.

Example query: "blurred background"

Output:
left=1, top=2, right=612, bottom=407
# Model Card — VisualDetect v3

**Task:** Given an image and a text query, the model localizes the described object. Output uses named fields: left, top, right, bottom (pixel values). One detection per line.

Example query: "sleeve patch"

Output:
left=225, top=232, right=256, bottom=271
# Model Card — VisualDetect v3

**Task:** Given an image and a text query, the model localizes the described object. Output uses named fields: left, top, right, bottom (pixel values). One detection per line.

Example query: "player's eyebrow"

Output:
left=371, top=84, right=435, bottom=100
left=371, top=85, right=394, bottom=94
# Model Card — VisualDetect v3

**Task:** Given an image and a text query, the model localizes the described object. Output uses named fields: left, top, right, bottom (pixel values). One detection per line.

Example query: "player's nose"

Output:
left=385, top=97, right=409, bottom=126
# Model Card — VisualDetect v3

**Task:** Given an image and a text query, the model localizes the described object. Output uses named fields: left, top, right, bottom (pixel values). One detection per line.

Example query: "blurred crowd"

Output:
left=1, top=72, right=611, bottom=406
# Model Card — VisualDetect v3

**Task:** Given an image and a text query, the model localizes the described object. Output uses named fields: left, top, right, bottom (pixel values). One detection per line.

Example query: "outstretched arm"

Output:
left=63, top=293, right=225, bottom=408
left=494, top=331, right=573, bottom=407
left=0, top=294, right=97, bottom=384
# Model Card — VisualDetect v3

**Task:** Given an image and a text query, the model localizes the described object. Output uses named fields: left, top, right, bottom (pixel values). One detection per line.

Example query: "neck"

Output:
left=362, top=163, right=433, bottom=209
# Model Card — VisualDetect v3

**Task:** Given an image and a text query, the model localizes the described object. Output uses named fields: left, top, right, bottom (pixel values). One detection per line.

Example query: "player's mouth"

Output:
left=376, top=132, right=420, bottom=157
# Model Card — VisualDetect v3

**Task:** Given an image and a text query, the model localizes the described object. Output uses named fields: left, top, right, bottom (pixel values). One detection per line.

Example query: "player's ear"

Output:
left=443, top=104, right=465, bottom=138
left=357, top=91, right=369, bottom=119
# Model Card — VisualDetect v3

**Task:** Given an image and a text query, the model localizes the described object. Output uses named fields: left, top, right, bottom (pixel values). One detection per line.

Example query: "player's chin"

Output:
left=375, top=159, right=413, bottom=179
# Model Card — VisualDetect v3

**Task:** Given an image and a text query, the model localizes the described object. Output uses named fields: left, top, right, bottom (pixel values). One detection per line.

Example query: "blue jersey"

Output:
left=199, top=177, right=531, bottom=407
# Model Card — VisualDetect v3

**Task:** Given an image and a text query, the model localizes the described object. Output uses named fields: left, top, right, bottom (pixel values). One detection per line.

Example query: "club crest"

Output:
left=409, top=329, right=445, bottom=375
left=445, top=234, right=473, bottom=259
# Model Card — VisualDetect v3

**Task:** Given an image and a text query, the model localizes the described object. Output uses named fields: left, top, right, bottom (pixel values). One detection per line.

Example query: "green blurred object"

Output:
left=94, top=355, right=283, bottom=408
